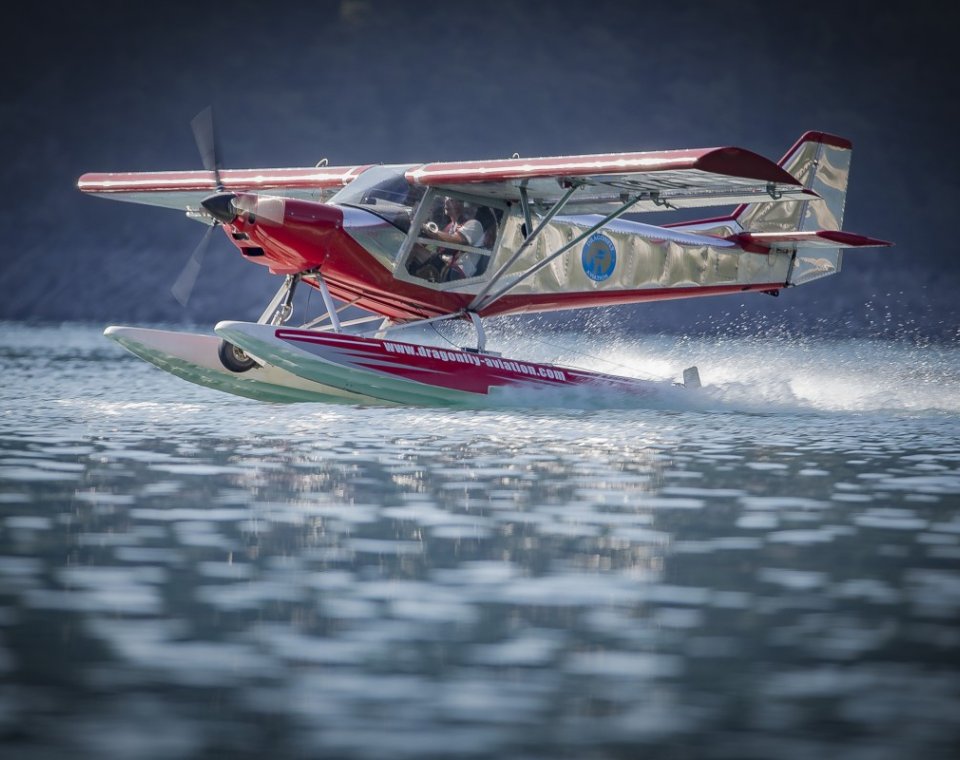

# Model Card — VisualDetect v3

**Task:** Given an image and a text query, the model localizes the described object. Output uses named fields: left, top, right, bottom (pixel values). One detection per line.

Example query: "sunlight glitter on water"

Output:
left=0, top=323, right=959, bottom=758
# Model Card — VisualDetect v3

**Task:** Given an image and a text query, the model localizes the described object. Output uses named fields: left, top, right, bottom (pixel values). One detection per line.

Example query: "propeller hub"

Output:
left=201, top=192, right=238, bottom=224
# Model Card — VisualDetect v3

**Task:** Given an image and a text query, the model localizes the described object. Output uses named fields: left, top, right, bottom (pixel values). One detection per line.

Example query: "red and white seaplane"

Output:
left=78, top=110, right=890, bottom=406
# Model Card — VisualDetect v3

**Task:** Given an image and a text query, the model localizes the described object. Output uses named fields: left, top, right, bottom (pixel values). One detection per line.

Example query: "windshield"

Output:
left=330, top=165, right=424, bottom=232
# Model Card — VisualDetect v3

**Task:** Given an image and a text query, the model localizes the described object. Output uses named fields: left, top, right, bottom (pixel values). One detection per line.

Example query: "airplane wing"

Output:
left=77, top=166, right=367, bottom=213
left=80, top=146, right=811, bottom=218
left=405, top=147, right=816, bottom=213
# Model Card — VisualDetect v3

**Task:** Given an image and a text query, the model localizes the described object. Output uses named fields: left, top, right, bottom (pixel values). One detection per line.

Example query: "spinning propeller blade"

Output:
left=171, top=223, right=215, bottom=307
left=173, top=106, right=230, bottom=308
left=190, top=105, right=224, bottom=192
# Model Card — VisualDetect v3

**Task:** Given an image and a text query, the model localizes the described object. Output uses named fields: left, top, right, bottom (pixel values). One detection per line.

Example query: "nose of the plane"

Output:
left=228, top=198, right=346, bottom=274
left=200, top=192, right=237, bottom=224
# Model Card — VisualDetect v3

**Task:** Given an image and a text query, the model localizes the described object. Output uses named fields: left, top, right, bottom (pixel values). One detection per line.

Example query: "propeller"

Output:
left=171, top=106, right=233, bottom=307
left=191, top=106, right=224, bottom=192
left=171, top=223, right=216, bottom=307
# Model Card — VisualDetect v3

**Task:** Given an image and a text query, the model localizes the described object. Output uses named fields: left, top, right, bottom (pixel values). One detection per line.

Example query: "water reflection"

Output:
left=1, top=325, right=959, bottom=757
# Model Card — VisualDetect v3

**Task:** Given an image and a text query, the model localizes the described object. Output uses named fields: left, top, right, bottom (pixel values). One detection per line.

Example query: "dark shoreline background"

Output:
left=3, top=0, right=956, bottom=340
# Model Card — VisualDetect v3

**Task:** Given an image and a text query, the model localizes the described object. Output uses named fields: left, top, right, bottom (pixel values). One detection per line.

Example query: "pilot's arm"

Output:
left=422, top=219, right=483, bottom=247
left=421, top=227, right=466, bottom=245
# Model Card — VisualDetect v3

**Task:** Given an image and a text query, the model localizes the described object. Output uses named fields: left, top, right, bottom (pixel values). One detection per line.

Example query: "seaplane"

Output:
left=78, top=109, right=890, bottom=407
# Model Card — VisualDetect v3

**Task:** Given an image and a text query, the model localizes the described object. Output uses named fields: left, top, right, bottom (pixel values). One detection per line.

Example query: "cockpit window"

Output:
left=332, top=170, right=504, bottom=285
left=405, top=193, right=503, bottom=284
left=330, top=165, right=424, bottom=232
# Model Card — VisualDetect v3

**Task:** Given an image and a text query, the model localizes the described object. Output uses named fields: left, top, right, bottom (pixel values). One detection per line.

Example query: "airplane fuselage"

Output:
left=221, top=194, right=790, bottom=322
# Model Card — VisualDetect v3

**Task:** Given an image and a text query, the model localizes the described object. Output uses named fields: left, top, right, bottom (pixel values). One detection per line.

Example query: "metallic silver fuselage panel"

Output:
left=477, top=211, right=790, bottom=298
left=735, top=141, right=852, bottom=286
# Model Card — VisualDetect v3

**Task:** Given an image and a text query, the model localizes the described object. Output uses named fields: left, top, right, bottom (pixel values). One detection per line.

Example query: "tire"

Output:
left=218, top=340, right=257, bottom=373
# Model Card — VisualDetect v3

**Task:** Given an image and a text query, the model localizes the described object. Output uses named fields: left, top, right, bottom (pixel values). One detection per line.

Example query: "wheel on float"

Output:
left=218, top=340, right=257, bottom=373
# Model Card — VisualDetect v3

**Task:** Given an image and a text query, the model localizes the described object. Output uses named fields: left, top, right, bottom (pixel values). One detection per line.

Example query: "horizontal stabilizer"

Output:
left=729, top=230, right=892, bottom=253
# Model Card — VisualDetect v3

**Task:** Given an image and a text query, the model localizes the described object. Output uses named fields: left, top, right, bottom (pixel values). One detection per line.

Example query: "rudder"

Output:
left=736, top=131, right=852, bottom=234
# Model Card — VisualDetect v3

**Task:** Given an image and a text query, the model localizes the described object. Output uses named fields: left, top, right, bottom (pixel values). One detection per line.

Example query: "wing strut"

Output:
left=472, top=192, right=646, bottom=312
left=519, top=185, right=534, bottom=236
left=469, top=183, right=580, bottom=311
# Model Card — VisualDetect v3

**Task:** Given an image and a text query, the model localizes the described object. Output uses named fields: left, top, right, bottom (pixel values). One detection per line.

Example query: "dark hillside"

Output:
left=2, top=0, right=957, bottom=339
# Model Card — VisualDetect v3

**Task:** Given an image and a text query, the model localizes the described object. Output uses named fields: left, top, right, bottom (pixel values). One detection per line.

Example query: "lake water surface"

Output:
left=1, top=322, right=959, bottom=758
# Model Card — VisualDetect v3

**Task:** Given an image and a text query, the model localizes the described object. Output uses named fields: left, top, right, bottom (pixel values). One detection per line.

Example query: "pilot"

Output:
left=420, top=196, right=485, bottom=280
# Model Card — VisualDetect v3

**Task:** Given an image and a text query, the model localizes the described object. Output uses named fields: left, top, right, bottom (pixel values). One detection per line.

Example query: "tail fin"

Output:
left=735, top=131, right=852, bottom=235
left=666, top=132, right=888, bottom=291
left=735, top=132, right=859, bottom=286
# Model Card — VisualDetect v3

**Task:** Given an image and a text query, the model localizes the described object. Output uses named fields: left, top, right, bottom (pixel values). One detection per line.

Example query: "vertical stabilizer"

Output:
left=735, top=132, right=853, bottom=285
left=736, top=131, right=852, bottom=234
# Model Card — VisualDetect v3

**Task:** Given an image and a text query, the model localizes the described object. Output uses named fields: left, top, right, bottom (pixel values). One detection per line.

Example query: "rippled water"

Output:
left=2, top=322, right=959, bottom=758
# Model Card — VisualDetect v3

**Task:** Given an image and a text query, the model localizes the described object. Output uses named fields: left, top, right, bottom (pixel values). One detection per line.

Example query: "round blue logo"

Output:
left=581, top=232, right=617, bottom=282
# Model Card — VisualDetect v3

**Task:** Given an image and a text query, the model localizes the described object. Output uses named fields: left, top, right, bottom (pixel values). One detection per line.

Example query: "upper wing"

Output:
left=77, top=166, right=367, bottom=213
left=80, top=146, right=817, bottom=218
left=405, top=147, right=816, bottom=213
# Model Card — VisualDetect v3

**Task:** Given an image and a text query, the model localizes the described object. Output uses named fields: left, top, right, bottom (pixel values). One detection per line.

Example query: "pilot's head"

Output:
left=443, top=196, right=464, bottom=219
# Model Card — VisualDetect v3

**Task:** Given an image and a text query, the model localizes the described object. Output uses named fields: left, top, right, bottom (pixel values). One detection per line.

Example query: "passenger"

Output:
left=471, top=206, right=498, bottom=277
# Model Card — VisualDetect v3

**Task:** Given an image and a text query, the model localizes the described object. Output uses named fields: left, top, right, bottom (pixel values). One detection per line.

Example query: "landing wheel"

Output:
left=218, top=340, right=257, bottom=373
